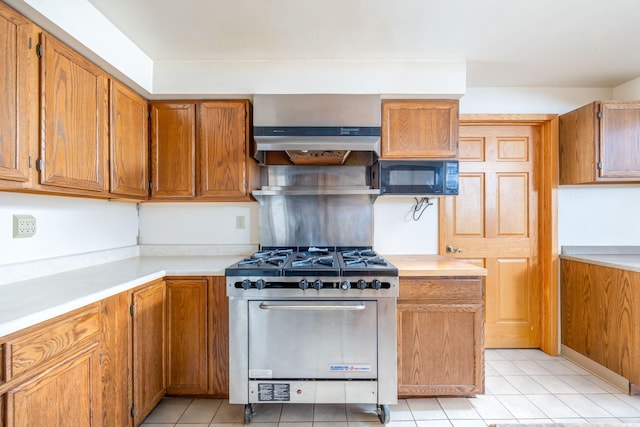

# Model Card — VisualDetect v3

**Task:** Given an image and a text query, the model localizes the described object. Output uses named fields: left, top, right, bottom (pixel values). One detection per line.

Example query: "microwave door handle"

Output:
left=258, top=303, right=366, bottom=311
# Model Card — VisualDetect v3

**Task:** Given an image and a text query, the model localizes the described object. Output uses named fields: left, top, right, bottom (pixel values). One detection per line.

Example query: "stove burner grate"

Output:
left=291, top=254, right=335, bottom=267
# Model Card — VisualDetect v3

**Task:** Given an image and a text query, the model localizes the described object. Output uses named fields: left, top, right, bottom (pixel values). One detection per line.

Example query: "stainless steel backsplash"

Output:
left=258, top=166, right=375, bottom=247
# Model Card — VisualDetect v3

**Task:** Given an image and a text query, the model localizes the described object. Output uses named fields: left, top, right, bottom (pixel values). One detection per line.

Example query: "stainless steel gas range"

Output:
left=226, top=247, right=398, bottom=424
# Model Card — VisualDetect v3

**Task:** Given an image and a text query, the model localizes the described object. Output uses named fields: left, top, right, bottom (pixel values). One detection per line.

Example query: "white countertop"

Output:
left=560, top=246, right=640, bottom=273
left=0, top=255, right=243, bottom=338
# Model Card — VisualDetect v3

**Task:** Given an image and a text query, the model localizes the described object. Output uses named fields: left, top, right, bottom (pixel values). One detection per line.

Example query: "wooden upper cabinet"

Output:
left=199, top=100, right=250, bottom=199
left=560, top=101, right=640, bottom=184
left=109, top=80, right=149, bottom=199
left=150, top=102, right=197, bottom=198
left=381, top=99, right=459, bottom=159
left=0, top=3, right=39, bottom=188
left=40, top=33, right=109, bottom=193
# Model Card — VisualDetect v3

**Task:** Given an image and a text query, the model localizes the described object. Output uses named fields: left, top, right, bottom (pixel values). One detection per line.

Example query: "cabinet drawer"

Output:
left=399, top=277, right=484, bottom=303
left=5, top=304, right=100, bottom=380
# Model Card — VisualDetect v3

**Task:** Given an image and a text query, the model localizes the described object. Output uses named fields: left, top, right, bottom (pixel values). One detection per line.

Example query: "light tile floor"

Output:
left=141, top=349, right=640, bottom=426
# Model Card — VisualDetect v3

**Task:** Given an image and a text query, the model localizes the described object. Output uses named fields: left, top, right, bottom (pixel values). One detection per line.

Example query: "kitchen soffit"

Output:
left=85, top=0, right=640, bottom=88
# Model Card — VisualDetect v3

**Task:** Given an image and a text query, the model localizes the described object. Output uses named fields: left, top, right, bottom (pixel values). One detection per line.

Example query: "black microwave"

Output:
left=372, top=160, right=459, bottom=196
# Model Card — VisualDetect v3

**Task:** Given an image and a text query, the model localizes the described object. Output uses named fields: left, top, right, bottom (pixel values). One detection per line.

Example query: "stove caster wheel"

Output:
left=244, top=404, right=255, bottom=423
left=377, top=404, right=390, bottom=424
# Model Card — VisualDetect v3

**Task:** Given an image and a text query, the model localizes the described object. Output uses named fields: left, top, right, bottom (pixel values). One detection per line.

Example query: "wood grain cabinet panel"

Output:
left=40, top=33, right=108, bottom=193
left=6, top=344, right=102, bottom=427
left=397, top=276, right=484, bottom=397
left=6, top=305, right=100, bottom=380
left=561, top=259, right=640, bottom=392
left=100, top=292, right=132, bottom=427
left=559, top=101, right=640, bottom=184
left=381, top=100, right=459, bottom=159
left=109, top=80, right=149, bottom=199
left=199, top=101, right=251, bottom=199
left=165, top=278, right=208, bottom=395
left=0, top=2, right=39, bottom=189
left=208, top=276, right=229, bottom=397
left=150, top=102, right=196, bottom=198
left=132, top=281, right=166, bottom=426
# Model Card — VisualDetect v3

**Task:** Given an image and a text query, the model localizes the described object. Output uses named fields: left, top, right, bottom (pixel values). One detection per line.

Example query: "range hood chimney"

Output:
left=252, top=95, right=381, bottom=166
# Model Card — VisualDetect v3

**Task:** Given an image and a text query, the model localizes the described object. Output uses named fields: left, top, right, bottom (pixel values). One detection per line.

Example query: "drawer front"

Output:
left=399, top=277, right=484, bottom=303
left=7, top=305, right=101, bottom=380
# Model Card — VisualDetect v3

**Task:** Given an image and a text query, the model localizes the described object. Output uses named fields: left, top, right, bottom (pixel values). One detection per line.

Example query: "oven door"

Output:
left=248, top=300, right=378, bottom=379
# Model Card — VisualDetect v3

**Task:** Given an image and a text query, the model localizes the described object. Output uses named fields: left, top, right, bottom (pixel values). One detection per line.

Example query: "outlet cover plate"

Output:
left=13, top=214, right=36, bottom=238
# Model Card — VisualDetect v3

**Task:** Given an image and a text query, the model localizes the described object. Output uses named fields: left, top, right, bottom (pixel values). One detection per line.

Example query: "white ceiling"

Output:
left=86, top=0, right=640, bottom=88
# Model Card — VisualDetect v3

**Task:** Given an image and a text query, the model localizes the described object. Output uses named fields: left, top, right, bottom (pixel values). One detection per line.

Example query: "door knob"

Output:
left=446, top=245, right=463, bottom=254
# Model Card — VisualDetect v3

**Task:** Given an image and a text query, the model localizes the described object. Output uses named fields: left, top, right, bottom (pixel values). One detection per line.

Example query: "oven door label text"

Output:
left=329, top=363, right=371, bottom=372
left=258, top=383, right=290, bottom=401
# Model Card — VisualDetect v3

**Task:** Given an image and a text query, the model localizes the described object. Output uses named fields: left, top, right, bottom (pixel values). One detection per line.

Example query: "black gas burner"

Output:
left=341, top=249, right=378, bottom=258
left=291, top=254, right=335, bottom=268
left=342, top=255, right=388, bottom=267
left=238, top=255, right=288, bottom=267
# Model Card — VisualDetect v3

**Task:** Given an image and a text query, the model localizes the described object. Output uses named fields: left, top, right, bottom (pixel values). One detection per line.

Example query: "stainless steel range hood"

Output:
left=252, top=95, right=381, bottom=166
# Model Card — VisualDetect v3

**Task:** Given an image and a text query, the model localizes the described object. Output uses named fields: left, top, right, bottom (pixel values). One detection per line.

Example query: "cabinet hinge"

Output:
left=130, top=303, right=135, bottom=316
left=28, top=156, right=33, bottom=168
left=597, top=111, right=603, bottom=120
left=35, top=158, right=44, bottom=171
left=597, top=161, right=603, bottom=170
left=99, top=352, right=103, bottom=365
left=148, top=111, right=152, bottom=119
left=130, top=405, right=136, bottom=418
left=149, top=181, right=153, bottom=191
left=36, top=43, right=43, bottom=58
left=28, top=36, right=32, bottom=49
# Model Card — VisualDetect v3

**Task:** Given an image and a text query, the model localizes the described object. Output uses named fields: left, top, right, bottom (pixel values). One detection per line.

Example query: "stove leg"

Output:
left=244, top=404, right=255, bottom=423
left=377, top=404, right=390, bottom=424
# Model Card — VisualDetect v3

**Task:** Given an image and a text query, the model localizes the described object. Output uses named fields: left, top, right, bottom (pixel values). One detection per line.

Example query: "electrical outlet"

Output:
left=13, top=214, right=36, bottom=238
left=235, top=215, right=246, bottom=230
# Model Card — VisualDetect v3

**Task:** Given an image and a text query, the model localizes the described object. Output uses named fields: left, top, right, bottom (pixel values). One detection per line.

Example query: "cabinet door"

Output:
left=109, top=80, right=149, bottom=198
left=100, top=292, right=132, bottom=427
left=397, top=302, right=484, bottom=397
left=381, top=100, right=458, bottom=159
left=199, top=101, right=249, bottom=199
left=0, top=3, right=39, bottom=188
left=150, top=102, right=196, bottom=198
left=208, top=276, right=229, bottom=397
left=132, top=281, right=165, bottom=426
left=40, top=33, right=108, bottom=193
left=7, top=344, right=102, bottom=427
left=166, top=278, right=208, bottom=395
left=599, top=101, right=640, bottom=180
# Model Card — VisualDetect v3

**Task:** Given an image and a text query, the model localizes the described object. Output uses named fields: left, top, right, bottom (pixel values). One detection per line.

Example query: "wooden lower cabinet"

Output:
left=7, top=344, right=102, bottom=427
left=166, top=278, right=208, bottom=395
left=208, top=276, right=229, bottom=397
left=132, top=281, right=166, bottom=426
left=397, top=276, right=484, bottom=397
left=561, top=259, right=640, bottom=393
left=0, top=304, right=102, bottom=427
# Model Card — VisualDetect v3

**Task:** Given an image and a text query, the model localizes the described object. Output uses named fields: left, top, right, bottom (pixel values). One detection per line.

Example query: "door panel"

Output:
left=440, top=124, right=540, bottom=348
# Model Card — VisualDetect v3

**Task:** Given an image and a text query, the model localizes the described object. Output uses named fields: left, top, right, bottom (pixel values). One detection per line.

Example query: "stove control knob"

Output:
left=372, top=279, right=382, bottom=290
left=340, top=280, right=351, bottom=291
left=357, top=279, right=367, bottom=290
left=299, top=279, right=309, bottom=290
left=255, top=279, right=266, bottom=290
left=242, top=279, right=252, bottom=290
left=313, top=279, right=323, bottom=290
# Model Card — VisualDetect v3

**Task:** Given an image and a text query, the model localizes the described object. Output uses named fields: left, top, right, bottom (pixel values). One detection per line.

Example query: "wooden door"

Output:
left=208, top=276, right=229, bottom=397
left=40, top=33, right=108, bottom=192
left=440, top=124, right=540, bottom=348
left=0, top=3, right=39, bottom=188
left=7, top=345, right=102, bottom=427
left=109, top=80, right=149, bottom=198
left=199, top=101, right=248, bottom=199
left=165, top=278, right=208, bottom=395
left=150, top=102, right=196, bottom=198
left=132, top=281, right=165, bottom=426
left=381, top=99, right=459, bottom=158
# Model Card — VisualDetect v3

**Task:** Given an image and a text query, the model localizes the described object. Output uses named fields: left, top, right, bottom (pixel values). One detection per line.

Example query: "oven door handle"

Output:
left=258, top=302, right=366, bottom=311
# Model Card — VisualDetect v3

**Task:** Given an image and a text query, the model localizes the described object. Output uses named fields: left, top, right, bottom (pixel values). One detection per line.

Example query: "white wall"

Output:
left=138, top=202, right=260, bottom=245
left=373, top=197, right=439, bottom=254
left=0, top=193, right=138, bottom=266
